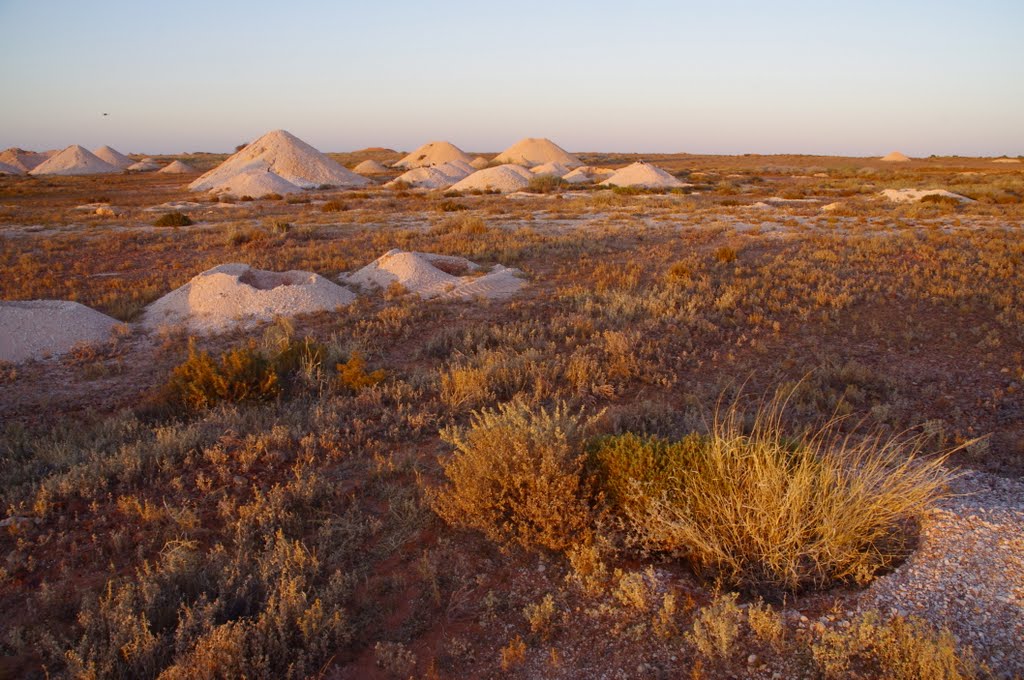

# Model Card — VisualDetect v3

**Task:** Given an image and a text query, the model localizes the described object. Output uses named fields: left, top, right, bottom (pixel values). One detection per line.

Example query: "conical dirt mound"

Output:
left=29, top=145, right=119, bottom=175
left=880, top=151, right=911, bottom=162
left=158, top=160, right=197, bottom=174
left=448, top=165, right=534, bottom=193
left=0, top=148, right=50, bottom=172
left=493, top=138, right=582, bottom=168
left=393, top=141, right=473, bottom=169
left=128, top=160, right=161, bottom=172
left=353, top=159, right=390, bottom=175
left=599, top=161, right=687, bottom=189
left=93, top=145, right=134, bottom=169
left=206, top=168, right=302, bottom=196
left=189, top=129, right=369, bottom=192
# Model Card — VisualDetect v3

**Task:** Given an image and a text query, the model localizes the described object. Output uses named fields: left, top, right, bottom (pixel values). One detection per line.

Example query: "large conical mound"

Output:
left=880, top=151, right=911, bottom=162
left=599, top=161, right=687, bottom=189
left=29, top=145, right=119, bottom=175
left=493, top=138, right=582, bottom=168
left=189, top=129, right=369, bottom=192
left=393, top=141, right=473, bottom=169
left=158, top=160, right=197, bottom=174
left=93, top=145, right=134, bottom=169
left=353, top=159, right=390, bottom=175
left=0, top=148, right=51, bottom=172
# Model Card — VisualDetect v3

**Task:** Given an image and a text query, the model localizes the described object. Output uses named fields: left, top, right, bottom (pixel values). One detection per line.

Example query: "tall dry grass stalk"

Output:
left=617, top=394, right=957, bottom=592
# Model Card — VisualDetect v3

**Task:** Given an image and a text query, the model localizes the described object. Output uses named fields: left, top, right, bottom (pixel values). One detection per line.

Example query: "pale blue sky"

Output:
left=1, top=0, right=1021, bottom=155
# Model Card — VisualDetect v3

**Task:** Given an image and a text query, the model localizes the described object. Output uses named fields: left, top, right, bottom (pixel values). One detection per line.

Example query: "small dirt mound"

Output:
left=206, top=168, right=301, bottom=196
left=343, top=249, right=526, bottom=300
left=93, top=145, right=134, bottom=169
left=158, top=160, right=197, bottom=174
left=880, top=188, right=973, bottom=204
left=448, top=165, right=534, bottom=193
left=0, top=300, right=120, bottom=363
left=393, top=141, right=473, bottom=169
left=494, top=138, right=582, bottom=168
left=880, top=151, right=911, bottom=162
left=142, top=263, right=356, bottom=333
left=128, top=159, right=161, bottom=172
left=353, top=159, right=390, bottom=175
left=599, top=161, right=688, bottom=189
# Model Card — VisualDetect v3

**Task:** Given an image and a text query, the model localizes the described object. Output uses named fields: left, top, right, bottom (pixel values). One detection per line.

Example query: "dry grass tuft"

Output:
left=591, top=395, right=954, bottom=593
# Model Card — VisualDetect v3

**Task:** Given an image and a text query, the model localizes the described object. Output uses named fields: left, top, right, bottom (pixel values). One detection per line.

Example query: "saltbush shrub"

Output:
left=165, top=341, right=280, bottom=411
left=153, top=212, right=193, bottom=227
left=430, top=401, right=596, bottom=552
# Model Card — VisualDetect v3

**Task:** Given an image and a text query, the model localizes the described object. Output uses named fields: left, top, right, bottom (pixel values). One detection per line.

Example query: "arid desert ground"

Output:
left=1, top=137, right=1023, bottom=678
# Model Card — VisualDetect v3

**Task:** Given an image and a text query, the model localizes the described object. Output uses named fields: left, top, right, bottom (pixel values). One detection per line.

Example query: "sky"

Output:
left=0, top=0, right=1022, bottom=156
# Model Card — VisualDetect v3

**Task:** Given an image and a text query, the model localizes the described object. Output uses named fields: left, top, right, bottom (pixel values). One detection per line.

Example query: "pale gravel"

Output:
left=860, top=469, right=1024, bottom=677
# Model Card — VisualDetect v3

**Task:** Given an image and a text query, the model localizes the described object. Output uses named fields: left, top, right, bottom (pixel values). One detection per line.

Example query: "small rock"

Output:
left=747, top=653, right=759, bottom=666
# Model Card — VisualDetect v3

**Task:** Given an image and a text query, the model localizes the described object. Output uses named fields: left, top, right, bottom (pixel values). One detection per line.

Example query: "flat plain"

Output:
left=2, top=149, right=1023, bottom=678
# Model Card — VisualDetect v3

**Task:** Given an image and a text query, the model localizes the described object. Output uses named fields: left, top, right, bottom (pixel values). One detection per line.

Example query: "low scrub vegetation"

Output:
left=153, top=211, right=193, bottom=227
left=434, top=396, right=952, bottom=594
left=430, top=401, right=597, bottom=552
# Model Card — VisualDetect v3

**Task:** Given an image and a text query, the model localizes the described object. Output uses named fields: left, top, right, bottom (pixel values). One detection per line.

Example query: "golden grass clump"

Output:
left=590, top=396, right=954, bottom=593
left=430, top=401, right=596, bottom=552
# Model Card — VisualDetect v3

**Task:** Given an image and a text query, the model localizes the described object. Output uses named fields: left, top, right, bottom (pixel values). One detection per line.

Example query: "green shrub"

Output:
left=153, top=212, right=193, bottom=227
left=430, top=401, right=596, bottom=552
left=590, top=397, right=952, bottom=593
